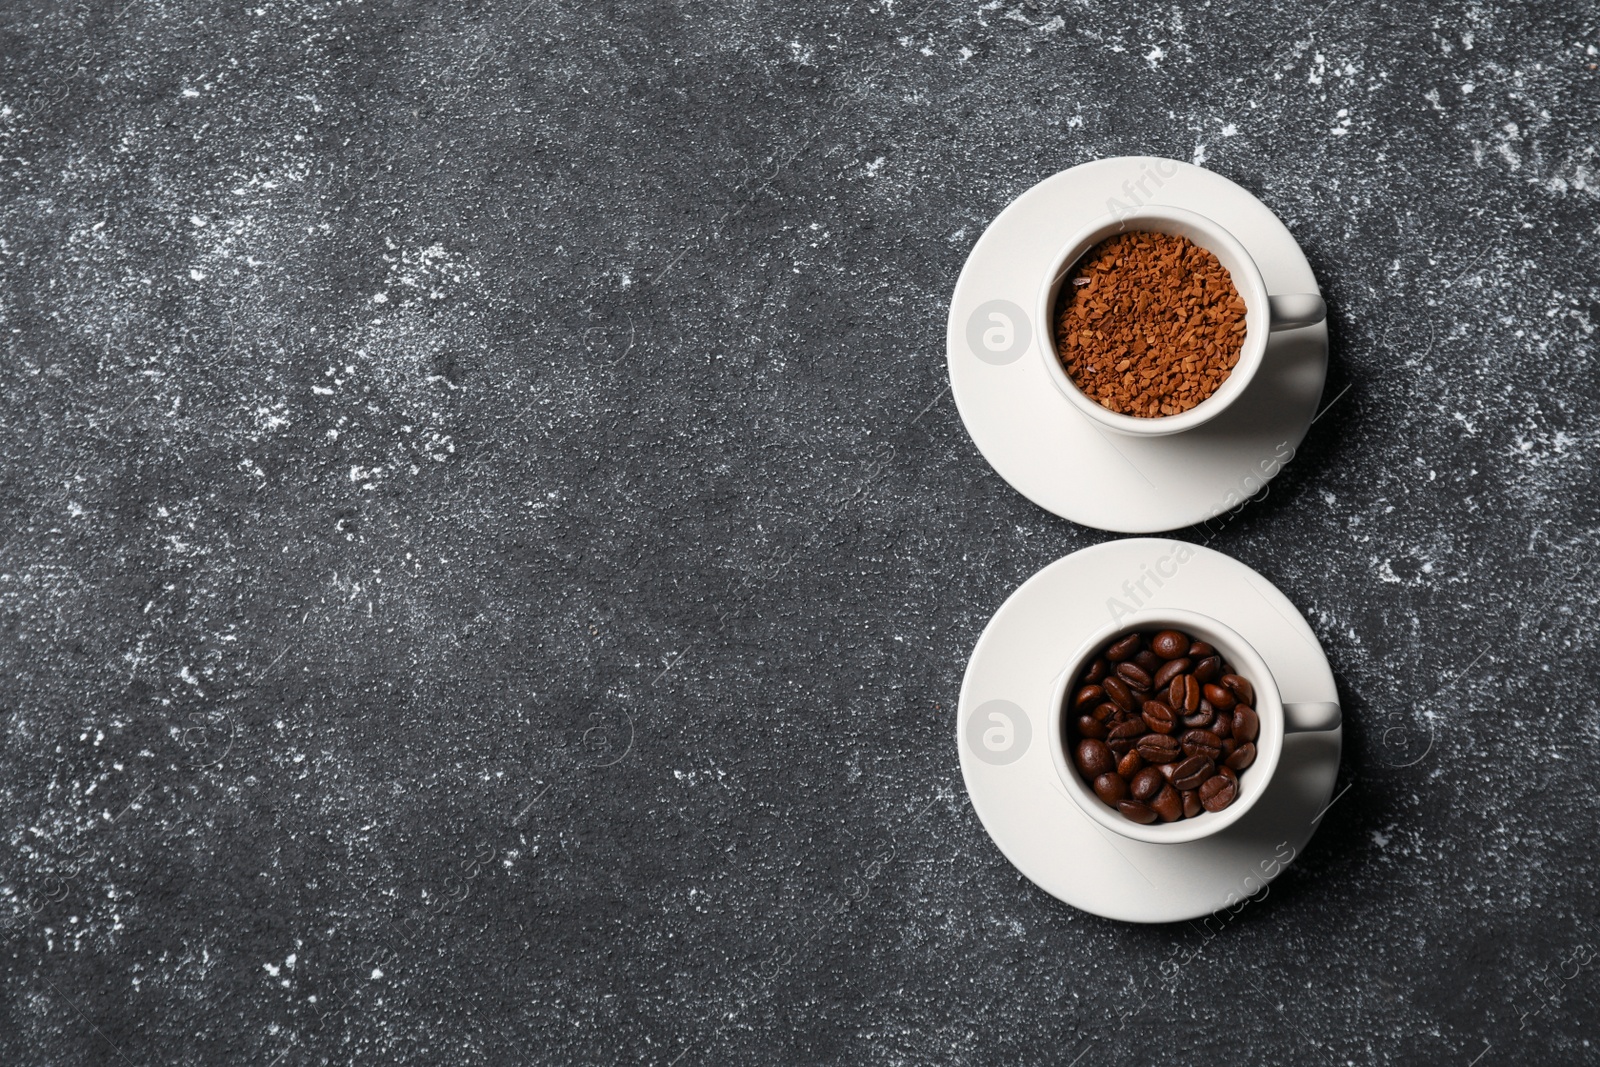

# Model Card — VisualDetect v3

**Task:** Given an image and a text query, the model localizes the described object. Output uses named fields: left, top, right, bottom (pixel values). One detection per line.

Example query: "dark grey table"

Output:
left=3, top=1, right=1598, bottom=1063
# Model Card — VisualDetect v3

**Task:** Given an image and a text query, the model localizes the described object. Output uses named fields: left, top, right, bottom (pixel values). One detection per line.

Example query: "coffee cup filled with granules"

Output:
left=1035, top=205, right=1326, bottom=437
left=1047, top=609, right=1340, bottom=845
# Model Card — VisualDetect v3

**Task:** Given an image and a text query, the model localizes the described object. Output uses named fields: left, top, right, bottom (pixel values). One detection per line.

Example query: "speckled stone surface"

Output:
left=3, top=1, right=1599, bottom=1063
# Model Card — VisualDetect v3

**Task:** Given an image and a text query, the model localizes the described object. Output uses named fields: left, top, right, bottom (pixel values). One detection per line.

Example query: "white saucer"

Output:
left=956, top=538, right=1341, bottom=923
left=945, top=157, right=1328, bottom=533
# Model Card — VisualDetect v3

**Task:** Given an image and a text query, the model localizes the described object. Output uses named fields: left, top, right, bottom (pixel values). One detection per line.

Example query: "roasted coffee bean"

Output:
left=1076, top=714, right=1108, bottom=740
left=1152, top=783, right=1177, bottom=825
left=1194, top=656, right=1222, bottom=684
left=1132, top=649, right=1161, bottom=675
left=1209, top=712, right=1233, bottom=739
left=1117, top=800, right=1158, bottom=824
left=1131, top=766, right=1165, bottom=802
left=1151, top=630, right=1189, bottom=659
left=1157, top=761, right=1178, bottom=781
left=1084, top=657, right=1109, bottom=684
left=1108, top=738, right=1134, bottom=758
left=1181, top=790, right=1203, bottom=818
left=1116, top=662, right=1153, bottom=690
left=1074, top=685, right=1105, bottom=710
left=1101, top=675, right=1135, bottom=712
left=1199, top=775, right=1236, bottom=812
left=1106, top=634, right=1142, bottom=662
left=1151, top=785, right=1184, bottom=821
left=1152, top=657, right=1191, bottom=690
left=1092, top=702, right=1118, bottom=723
left=1221, top=674, right=1254, bottom=706
left=1108, top=718, right=1147, bottom=741
left=1182, top=707, right=1214, bottom=728
left=1171, top=755, right=1214, bottom=791
left=1182, top=675, right=1202, bottom=712
left=1136, top=733, right=1182, bottom=763
left=1075, top=739, right=1115, bottom=777
left=1219, top=766, right=1239, bottom=790
left=1188, top=641, right=1215, bottom=657
left=1180, top=729, right=1223, bottom=760
left=1232, top=705, right=1260, bottom=742
left=1093, top=772, right=1128, bottom=804
left=1116, top=750, right=1144, bottom=778
left=1141, top=700, right=1177, bottom=734
left=1203, top=683, right=1237, bottom=710
left=1226, top=741, right=1257, bottom=771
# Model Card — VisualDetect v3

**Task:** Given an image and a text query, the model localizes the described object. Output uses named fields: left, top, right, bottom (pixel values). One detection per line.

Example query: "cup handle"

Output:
left=1267, top=294, right=1327, bottom=332
left=1283, top=701, right=1341, bottom=733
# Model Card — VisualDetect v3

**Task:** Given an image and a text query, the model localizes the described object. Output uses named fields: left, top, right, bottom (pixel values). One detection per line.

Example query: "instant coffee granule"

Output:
left=1053, top=231, right=1247, bottom=418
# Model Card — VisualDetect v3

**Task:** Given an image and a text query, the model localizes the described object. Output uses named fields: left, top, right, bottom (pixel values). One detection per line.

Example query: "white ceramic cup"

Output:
left=1036, top=205, right=1326, bottom=438
left=1048, top=608, right=1340, bottom=844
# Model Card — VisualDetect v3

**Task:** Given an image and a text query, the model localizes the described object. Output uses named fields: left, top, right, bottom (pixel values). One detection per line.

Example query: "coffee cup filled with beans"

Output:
left=1048, top=609, right=1340, bottom=844
left=1066, top=626, right=1257, bottom=826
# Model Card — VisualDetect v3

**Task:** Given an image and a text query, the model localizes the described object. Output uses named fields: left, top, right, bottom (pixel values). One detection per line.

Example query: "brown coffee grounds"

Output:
left=1053, top=231, right=1247, bottom=418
